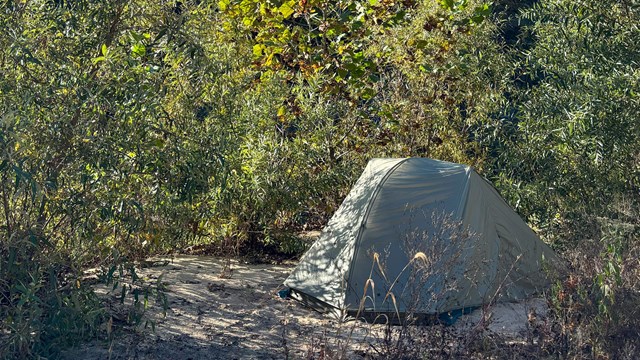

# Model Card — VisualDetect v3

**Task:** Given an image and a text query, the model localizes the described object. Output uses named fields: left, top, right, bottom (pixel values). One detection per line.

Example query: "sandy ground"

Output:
left=61, top=255, right=341, bottom=359
left=61, top=255, right=548, bottom=360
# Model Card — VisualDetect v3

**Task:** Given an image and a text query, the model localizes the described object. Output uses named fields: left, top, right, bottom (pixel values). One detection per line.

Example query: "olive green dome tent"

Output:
left=283, top=158, right=564, bottom=322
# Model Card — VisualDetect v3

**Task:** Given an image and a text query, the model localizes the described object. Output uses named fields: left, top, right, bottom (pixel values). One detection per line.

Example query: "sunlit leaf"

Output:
left=279, top=1, right=296, bottom=19
left=131, top=43, right=146, bottom=57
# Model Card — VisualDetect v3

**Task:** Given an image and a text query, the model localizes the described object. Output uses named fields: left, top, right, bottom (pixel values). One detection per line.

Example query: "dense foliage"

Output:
left=0, top=0, right=638, bottom=358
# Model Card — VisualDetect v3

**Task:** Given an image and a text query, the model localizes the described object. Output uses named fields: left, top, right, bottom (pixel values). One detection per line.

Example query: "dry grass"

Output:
left=291, top=213, right=640, bottom=359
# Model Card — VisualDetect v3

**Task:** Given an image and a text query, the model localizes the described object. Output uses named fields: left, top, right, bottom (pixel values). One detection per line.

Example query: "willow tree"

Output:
left=493, top=0, right=640, bottom=238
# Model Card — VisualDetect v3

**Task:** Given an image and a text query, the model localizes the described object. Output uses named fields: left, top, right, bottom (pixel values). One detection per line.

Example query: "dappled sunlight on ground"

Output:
left=61, top=255, right=548, bottom=359
left=61, top=256, right=353, bottom=359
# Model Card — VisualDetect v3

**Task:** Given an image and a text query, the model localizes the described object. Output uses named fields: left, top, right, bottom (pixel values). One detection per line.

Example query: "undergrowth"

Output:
left=286, top=216, right=639, bottom=360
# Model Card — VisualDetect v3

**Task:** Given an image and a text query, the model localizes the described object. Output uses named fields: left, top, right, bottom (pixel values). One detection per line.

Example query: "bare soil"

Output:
left=60, top=255, right=547, bottom=360
left=61, top=255, right=342, bottom=359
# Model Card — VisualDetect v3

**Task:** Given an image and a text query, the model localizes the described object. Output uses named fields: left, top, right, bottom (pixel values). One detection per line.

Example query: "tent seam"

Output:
left=456, top=166, right=473, bottom=218
left=343, top=158, right=410, bottom=311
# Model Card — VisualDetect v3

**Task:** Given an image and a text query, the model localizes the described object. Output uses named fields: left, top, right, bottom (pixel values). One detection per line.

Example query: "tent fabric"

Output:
left=284, top=158, right=565, bottom=319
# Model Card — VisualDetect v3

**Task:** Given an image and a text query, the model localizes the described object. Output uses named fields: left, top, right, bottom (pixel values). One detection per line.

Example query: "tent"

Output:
left=283, top=158, right=565, bottom=322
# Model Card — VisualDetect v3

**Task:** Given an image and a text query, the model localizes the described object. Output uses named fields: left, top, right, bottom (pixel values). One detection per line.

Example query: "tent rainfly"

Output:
left=283, top=158, right=565, bottom=322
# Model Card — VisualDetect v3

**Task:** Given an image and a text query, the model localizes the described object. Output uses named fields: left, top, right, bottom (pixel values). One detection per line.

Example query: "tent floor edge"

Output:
left=288, top=288, right=344, bottom=319
left=345, top=308, right=477, bottom=326
left=285, top=286, right=479, bottom=326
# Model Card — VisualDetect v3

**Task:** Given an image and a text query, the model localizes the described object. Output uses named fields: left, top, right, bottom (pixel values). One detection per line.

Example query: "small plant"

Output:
left=100, top=252, right=169, bottom=330
left=540, top=217, right=640, bottom=359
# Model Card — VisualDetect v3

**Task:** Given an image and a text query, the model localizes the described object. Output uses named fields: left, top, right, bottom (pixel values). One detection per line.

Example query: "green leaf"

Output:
left=243, top=16, right=254, bottom=26
left=131, top=43, right=146, bottom=57
left=360, top=87, right=376, bottom=100
left=470, top=3, right=491, bottom=24
left=415, top=40, right=429, bottom=49
left=151, top=139, right=164, bottom=147
left=101, top=44, right=108, bottom=56
left=252, top=44, right=264, bottom=57
left=279, top=1, right=295, bottom=19
left=439, top=0, right=455, bottom=11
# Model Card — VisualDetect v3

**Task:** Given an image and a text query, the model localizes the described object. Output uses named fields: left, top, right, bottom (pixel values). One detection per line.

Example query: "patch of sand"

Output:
left=61, top=255, right=549, bottom=359
left=62, top=256, right=339, bottom=359
left=453, top=298, right=548, bottom=337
